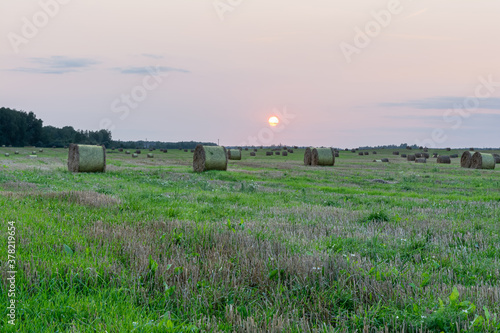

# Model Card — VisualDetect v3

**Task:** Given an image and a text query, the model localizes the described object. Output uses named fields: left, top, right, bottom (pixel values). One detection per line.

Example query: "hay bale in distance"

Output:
left=135, top=150, right=141, bottom=154
left=5, top=153, right=10, bottom=157
left=373, top=159, right=382, bottom=163
left=125, top=151, right=131, bottom=155
left=381, top=158, right=389, bottom=163
left=461, top=151, right=473, bottom=168
left=401, top=154, right=407, bottom=158
left=415, top=158, right=427, bottom=163
left=393, top=151, right=399, bottom=155
left=250, top=152, right=256, bottom=156
left=275, top=151, right=281, bottom=155
left=364, top=152, right=369, bottom=155
left=15, top=151, right=19, bottom=155
left=132, top=153, right=138, bottom=158
left=32, top=151, right=37, bottom=155
left=415, top=153, right=422, bottom=158
left=227, top=149, right=242, bottom=160
left=358, top=152, right=364, bottom=156
left=39, top=149, right=43, bottom=152
left=282, top=151, right=288, bottom=156
left=147, top=153, right=154, bottom=158
left=118, top=148, right=123, bottom=152
left=446, top=148, right=451, bottom=151
left=407, top=155, right=416, bottom=161
left=470, top=148, right=475, bottom=151
left=471, top=152, right=496, bottom=170
left=68, top=144, right=106, bottom=173
left=193, top=145, right=227, bottom=172
left=304, top=147, right=313, bottom=165
left=373, top=151, right=377, bottom=154
left=437, top=156, right=451, bottom=164
left=312, top=148, right=335, bottom=166
left=266, top=151, right=273, bottom=156
left=184, top=149, right=188, bottom=152
left=423, top=153, right=430, bottom=159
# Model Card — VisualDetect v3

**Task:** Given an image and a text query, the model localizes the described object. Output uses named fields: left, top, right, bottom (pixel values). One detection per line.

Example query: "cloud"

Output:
left=142, top=53, right=164, bottom=59
left=9, top=56, right=100, bottom=74
left=117, top=66, right=190, bottom=75
left=380, top=97, right=500, bottom=110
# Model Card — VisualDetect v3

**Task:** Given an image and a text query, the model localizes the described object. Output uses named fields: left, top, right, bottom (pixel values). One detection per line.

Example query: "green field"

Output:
left=1, top=147, right=499, bottom=332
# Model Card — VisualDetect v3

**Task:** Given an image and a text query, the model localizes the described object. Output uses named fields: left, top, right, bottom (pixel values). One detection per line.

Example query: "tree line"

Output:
left=0, top=107, right=215, bottom=149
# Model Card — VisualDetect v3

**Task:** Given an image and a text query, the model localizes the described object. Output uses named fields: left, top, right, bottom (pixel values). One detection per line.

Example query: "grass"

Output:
left=0, top=147, right=499, bottom=332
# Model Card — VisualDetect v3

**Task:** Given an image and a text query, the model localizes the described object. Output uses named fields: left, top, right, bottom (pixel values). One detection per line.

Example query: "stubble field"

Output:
left=1, top=147, right=499, bottom=332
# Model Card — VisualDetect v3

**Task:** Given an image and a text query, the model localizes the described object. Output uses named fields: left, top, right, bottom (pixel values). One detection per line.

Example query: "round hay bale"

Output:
left=446, top=148, right=451, bottom=151
left=432, top=153, right=439, bottom=158
left=312, top=148, right=335, bottom=166
left=275, top=151, right=281, bottom=155
left=381, top=158, right=389, bottom=163
left=29, top=155, right=37, bottom=159
left=373, top=151, right=377, bottom=154
left=118, top=148, right=123, bottom=152
left=407, top=155, right=416, bottom=161
left=471, top=152, right=496, bottom=170
left=125, top=151, right=131, bottom=155
left=5, top=153, right=10, bottom=157
left=415, top=158, right=427, bottom=163
left=406, top=146, right=412, bottom=150
left=358, top=152, right=364, bottom=156
left=288, top=149, right=294, bottom=153
left=39, top=149, right=43, bottom=152
left=32, top=151, right=37, bottom=155
left=282, top=151, right=288, bottom=156
left=393, top=151, right=399, bottom=155
left=149, top=148, right=154, bottom=151
left=415, top=153, right=423, bottom=158
left=423, top=153, right=430, bottom=159
left=351, top=149, right=356, bottom=153
left=266, top=151, right=273, bottom=156
left=193, top=145, right=227, bottom=172
left=254, top=149, right=258, bottom=152
left=364, top=152, right=369, bottom=155
left=135, top=150, right=141, bottom=154
left=132, top=153, right=138, bottom=158
left=334, top=152, right=339, bottom=157
left=250, top=152, right=256, bottom=156
left=401, top=154, right=407, bottom=158
left=373, top=159, right=382, bottom=163
left=68, top=144, right=106, bottom=173
left=437, top=156, right=451, bottom=164
left=227, top=149, right=242, bottom=160
left=304, top=147, right=313, bottom=165
left=470, top=148, right=475, bottom=151
left=147, top=153, right=154, bottom=158
left=461, top=151, right=473, bottom=168
left=184, top=149, right=188, bottom=152
left=423, top=148, right=429, bottom=152
left=15, top=151, right=19, bottom=155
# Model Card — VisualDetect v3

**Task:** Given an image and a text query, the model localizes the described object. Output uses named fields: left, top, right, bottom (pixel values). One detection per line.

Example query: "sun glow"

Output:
left=268, top=116, right=279, bottom=127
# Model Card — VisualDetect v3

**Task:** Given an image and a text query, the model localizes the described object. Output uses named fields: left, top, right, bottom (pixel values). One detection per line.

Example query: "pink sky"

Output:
left=1, top=0, right=499, bottom=148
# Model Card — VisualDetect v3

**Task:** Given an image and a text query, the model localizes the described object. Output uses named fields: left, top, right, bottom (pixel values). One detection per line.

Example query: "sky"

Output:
left=1, top=0, right=499, bottom=148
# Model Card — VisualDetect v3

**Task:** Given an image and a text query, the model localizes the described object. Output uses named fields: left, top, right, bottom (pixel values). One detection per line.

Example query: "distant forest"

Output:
left=0, top=107, right=215, bottom=149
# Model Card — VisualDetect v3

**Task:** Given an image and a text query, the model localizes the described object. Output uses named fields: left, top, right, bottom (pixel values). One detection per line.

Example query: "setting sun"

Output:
left=268, top=116, right=279, bottom=127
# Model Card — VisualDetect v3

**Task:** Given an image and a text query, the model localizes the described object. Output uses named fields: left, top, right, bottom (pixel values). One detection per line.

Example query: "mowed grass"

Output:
left=0, top=147, right=499, bottom=332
